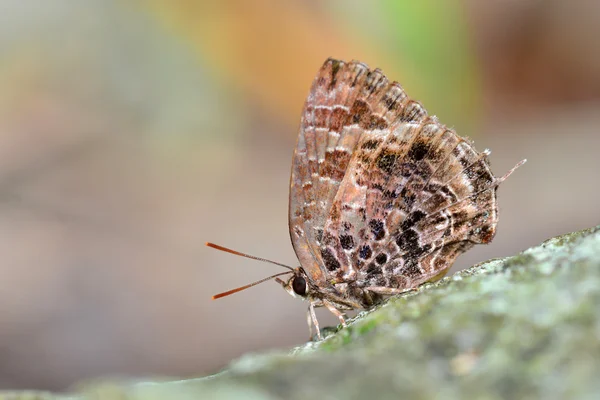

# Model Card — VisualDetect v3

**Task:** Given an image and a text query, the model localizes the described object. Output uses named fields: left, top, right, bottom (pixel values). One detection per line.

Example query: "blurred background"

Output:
left=0, top=0, right=599, bottom=391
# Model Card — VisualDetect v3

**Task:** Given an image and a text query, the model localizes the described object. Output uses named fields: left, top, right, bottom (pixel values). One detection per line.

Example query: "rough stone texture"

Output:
left=2, top=225, right=600, bottom=400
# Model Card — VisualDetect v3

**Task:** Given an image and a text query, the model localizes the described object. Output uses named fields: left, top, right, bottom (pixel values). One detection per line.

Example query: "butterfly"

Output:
left=208, top=58, right=525, bottom=340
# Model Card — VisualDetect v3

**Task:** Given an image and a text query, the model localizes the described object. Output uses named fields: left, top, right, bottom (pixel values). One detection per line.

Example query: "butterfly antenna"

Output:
left=207, top=242, right=296, bottom=299
left=211, top=271, right=293, bottom=300
left=206, top=242, right=294, bottom=271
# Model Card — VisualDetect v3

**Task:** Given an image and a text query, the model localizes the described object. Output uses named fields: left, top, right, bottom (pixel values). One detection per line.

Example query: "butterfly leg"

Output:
left=306, top=306, right=314, bottom=340
left=308, top=303, right=322, bottom=341
left=365, top=286, right=416, bottom=296
left=324, top=302, right=347, bottom=328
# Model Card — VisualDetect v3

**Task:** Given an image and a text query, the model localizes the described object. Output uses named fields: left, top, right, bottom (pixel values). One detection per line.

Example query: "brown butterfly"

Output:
left=209, top=58, right=525, bottom=340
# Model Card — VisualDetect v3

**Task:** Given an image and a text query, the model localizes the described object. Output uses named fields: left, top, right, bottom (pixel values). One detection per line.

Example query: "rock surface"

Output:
left=3, top=225, right=600, bottom=400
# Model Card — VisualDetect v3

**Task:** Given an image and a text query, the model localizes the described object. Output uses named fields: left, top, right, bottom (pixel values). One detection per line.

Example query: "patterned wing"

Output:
left=314, top=62, right=512, bottom=290
left=289, top=58, right=427, bottom=284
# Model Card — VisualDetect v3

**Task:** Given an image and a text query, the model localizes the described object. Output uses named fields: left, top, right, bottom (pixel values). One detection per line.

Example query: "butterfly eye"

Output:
left=292, top=276, right=307, bottom=296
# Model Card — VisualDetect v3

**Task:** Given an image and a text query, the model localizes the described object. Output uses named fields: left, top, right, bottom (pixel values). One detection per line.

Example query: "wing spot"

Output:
left=395, top=228, right=419, bottom=251
left=362, top=115, right=388, bottom=130
left=321, top=248, right=341, bottom=271
left=408, top=141, right=430, bottom=161
left=366, top=263, right=380, bottom=275
left=375, top=253, right=388, bottom=265
left=400, top=210, right=426, bottom=230
left=350, top=100, right=370, bottom=124
left=376, top=151, right=398, bottom=174
left=359, top=245, right=372, bottom=260
left=400, top=259, right=422, bottom=278
left=315, top=228, right=323, bottom=244
left=361, top=139, right=380, bottom=150
left=339, top=234, right=355, bottom=250
left=369, top=219, right=386, bottom=241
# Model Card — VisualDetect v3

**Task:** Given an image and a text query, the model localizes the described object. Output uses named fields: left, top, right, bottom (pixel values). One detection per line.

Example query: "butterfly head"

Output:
left=280, top=268, right=312, bottom=299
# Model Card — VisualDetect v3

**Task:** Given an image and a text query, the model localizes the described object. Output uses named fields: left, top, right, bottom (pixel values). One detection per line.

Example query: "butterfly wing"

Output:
left=313, top=64, right=505, bottom=290
left=289, top=59, right=428, bottom=284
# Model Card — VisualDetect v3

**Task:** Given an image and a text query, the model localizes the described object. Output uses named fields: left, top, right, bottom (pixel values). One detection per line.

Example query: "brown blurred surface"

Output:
left=0, top=0, right=599, bottom=390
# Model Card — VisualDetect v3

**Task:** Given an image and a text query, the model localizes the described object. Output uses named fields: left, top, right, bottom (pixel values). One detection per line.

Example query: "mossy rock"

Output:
left=3, top=225, right=600, bottom=400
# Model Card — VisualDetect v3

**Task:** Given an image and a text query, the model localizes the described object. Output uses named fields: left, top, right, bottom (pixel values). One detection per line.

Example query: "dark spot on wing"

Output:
left=315, top=228, right=323, bottom=244
left=400, top=210, right=426, bottom=230
left=361, top=115, right=388, bottom=130
left=400, top=259, right=422, bottom=278
left=361, top=139, right=380, bottom=150
left=375, top=253, right=388, bottom=265
left=453, top=210, right=469, bottom=224
left=402, top=193, right=416, bottom=211
left=351, top=100, right=370, bottom=124
left=330, top=59, right=342, bottom=88
left=414, top=243, right=432, bottom=258
left=408, top=141, right=430, bottom=161
left=369, top=219, right=386, bottom=241
left=440, top=186, right=458, bottom=202
left=459, top=156, right=470, bottom=169
left=383, top=189, right=399, bottom=199
left=400, top=101, right=426, bottom=122
left=372, top=183, right=384, bottom=192
left=366, top=263, right=380, bottom=275
left=321, top=248, right=341, bottom=271
left=396, top=228, right=419, bottom=252
left=479, top=224, right=495, bottom=243
left=399, top=162, right=416, bottom=178
left=359, top=245, right=373, bottom=260
left=376, top=151, right=398, bottom=174
left=340, top=234, right=355, bottom=250
left=365, top=71, right=386, bottom=94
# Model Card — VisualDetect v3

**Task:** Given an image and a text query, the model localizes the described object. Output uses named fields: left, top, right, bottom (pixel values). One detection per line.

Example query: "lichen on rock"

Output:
left=3, top=225, right=600, bottom=400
